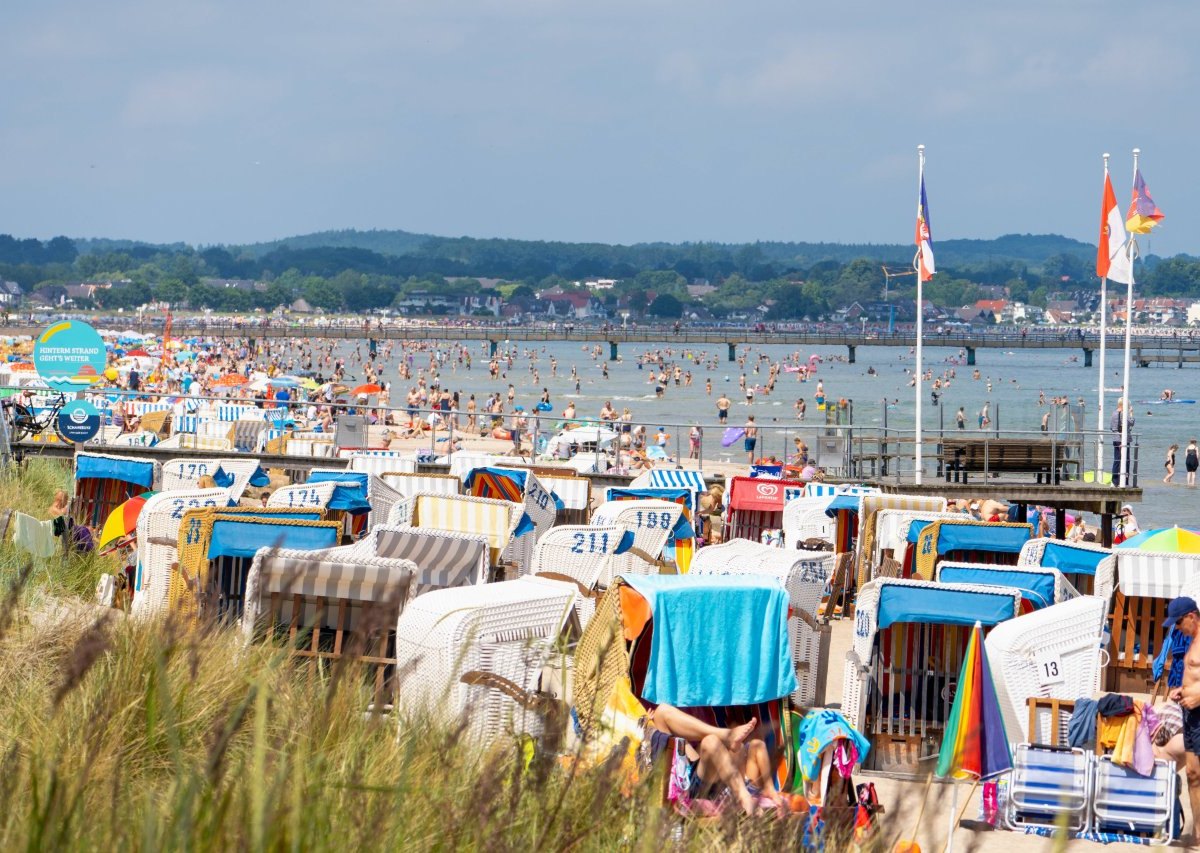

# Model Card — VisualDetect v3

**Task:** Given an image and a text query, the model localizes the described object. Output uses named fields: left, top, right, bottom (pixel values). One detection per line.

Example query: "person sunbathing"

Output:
left=646, top=704, right=783, bottom=815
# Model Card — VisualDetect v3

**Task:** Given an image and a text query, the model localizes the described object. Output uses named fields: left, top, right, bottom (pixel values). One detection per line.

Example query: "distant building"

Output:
left=0, top=281, right=21, bottom=305
left=202, top=277, right=268, bottom=293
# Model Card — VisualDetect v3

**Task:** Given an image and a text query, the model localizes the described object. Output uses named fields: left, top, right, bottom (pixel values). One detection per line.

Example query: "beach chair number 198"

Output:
left=570, top=531, right=610, bottom=554
left=633, top=510, right=672, bottom=531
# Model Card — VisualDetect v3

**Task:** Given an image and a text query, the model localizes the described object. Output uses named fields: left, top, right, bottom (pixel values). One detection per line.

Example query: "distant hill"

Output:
left=64, top=229, right=1100, bottom=279
left=233, top=228, right=433, bottom=258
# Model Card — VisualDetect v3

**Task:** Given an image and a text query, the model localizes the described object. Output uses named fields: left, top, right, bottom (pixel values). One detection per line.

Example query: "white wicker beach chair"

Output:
left=308, top=468, right=402, bottom=533
left=240, top=544, right=417, bottom=708
left=387, top=492, right=527, bottom=576
left=351, top=524, right=490, bottom=592
left=381, top=472, right=461, bottom=499
left=347, top=451, right=415, bottom=478
left=267, top=482, right=337, bottom=511
left=591, top=499, right=683, bottom=583
left=155, top=434, right=234, bottom=451
left=393, top=576, right=577, bottom=743
left=536, top=473, right=590, bottom=525
left=87, top=424, right=124, bottom=445
left=782, top=495, right=836, bottom=549
left=108, top=430, right=158, bottom=447
left=984, top=595, right=1108, bottom=746
left=690, top=538, right=834, bottom=707
left=1018, top=537, right=1117, bottom=600
left=935, top=562, right=1078, bottom=608
left=161, top=458, right=224, bottom=491
left=131, top=487, right=232, bottom=620
left=529, top=524, right=626, bottom=629
left=866, top=509, right=963, bottom=582
left=842, top=577, right=1023, bottom=738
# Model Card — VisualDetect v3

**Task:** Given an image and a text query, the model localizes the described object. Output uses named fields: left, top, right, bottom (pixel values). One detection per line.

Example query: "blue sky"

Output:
left=1, top=0, right=1194, bottom=255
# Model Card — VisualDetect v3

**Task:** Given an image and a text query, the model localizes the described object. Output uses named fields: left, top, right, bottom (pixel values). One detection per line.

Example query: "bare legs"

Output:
left=651, top=704, right=781, bottom=815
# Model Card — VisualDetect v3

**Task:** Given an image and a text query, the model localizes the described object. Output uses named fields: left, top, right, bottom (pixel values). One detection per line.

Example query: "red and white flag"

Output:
left=1097, top=171, right=1132, bottom=284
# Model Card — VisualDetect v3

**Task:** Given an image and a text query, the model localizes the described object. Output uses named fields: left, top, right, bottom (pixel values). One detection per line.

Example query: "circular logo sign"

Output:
left=33, top=321, right=107, bottom=395
left=57, top=400, right=101, bottom=444
left=755, top=482, right=779, bottom=498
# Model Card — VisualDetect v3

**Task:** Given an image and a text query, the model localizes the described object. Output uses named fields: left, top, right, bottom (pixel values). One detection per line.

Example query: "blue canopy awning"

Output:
left=938, top=566, right=1057, bottom=610
left=825, top=494, right=861, bottom=516
left=76, top=454, right=155, bottom=489
left=932, top=523, right=1031, bottom=555
left=207, top=518, right=337, bottom=559
left=213, top=464, right=271, bottom=489
left=306, top=470, right=371, bottom=513
left=877, top=583, right=1017, bottom=630
left=1039, top=542, right=1110, bottom=576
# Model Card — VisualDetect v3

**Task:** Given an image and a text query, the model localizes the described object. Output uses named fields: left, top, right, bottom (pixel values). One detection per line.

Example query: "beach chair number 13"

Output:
left=1035, top=650, right=1064, bottom=686
left=570, top=531, right=610, bottom=554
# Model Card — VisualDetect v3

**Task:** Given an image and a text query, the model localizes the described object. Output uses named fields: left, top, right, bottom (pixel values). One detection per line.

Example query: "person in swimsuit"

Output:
left=645, top=704, right=782, bottom=815
left=1167, top=596, right=1200, bottom=831
left=716, top=394, right=731, bottom=423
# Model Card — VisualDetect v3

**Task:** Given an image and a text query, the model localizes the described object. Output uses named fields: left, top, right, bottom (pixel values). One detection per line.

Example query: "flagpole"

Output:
left=914, top=144, right=925, bottom=486
left=1097, top=153, right=1110, bottom=476
left=1119, top=149, right=1139, bottom=488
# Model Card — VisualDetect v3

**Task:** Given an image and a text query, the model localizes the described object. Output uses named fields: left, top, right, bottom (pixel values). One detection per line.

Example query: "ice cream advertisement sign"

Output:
left=33, top=321, right=106, bottom=395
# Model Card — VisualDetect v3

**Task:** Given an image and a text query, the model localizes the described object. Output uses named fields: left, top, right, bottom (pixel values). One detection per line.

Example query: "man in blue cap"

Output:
left=1167, top=595, right=1200, bottom=830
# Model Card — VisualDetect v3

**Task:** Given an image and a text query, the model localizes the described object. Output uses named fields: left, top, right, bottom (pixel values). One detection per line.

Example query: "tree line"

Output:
left=1, top=233, right=1199, bottom=320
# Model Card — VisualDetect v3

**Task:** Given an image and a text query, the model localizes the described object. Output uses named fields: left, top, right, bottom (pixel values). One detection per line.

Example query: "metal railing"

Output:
left=13, top=384, right=1139, bottom=488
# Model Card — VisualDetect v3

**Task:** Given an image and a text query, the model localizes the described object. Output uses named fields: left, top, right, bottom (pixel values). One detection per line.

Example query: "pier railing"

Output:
left=14, top=385, right=1138, bottom=488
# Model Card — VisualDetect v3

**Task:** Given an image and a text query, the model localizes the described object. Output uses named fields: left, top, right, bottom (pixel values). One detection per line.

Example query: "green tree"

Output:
left=646, top=293, right=683, bottom=318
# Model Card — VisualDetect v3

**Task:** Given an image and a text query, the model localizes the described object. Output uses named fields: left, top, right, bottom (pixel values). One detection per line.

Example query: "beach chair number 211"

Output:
left=570, top=531, right=610, bottom=554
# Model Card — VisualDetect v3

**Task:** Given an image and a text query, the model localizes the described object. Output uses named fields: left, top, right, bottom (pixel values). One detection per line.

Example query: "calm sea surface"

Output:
left=306, top=338, right=1198, bottom=528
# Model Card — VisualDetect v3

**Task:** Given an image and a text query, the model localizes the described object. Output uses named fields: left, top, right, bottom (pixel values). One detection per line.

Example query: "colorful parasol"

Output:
left=98, top=492, right=156, bottom=550
left=215, top=374, right=247, bottom=387
left=352, top=383, right=382, bottom=396
left=1117, top=526, right=1200, bottom=553
left=936, top=621, right=1012, bottom=780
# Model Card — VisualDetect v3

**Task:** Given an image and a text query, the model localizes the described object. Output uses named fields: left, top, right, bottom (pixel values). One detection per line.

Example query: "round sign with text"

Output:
left=33, top=321, right=107, bottom=395
left=57, top=400, right=101, bottom=443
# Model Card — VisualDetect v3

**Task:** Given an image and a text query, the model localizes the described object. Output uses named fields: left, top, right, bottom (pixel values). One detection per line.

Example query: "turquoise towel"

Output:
left=623, top=574, right=798, bottom=707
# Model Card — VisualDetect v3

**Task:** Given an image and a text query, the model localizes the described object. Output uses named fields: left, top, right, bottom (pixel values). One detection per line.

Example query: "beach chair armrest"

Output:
left=535, top=571, right=599, bottom=598
left=459, top=670, right=564, bottom=717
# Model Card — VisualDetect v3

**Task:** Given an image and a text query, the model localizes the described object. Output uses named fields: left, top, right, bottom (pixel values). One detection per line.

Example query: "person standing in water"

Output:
left=716, top=393, right=731, bottom=424
left=1186, top=438, right=1199, bottom=487
left=743, top=416, right=758, bottom=463
left=1166, top=443, right=1179, bottom=484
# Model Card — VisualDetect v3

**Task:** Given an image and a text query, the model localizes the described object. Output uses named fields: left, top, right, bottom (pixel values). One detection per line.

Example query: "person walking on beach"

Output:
left=956, top=407, right=966, bottom=430
left=716, top=393, right=731, bottom=424
left=1165, top=595, right=1200, bottom=829
left=1166, top=443, right=1179, bottom=484
left=743, top=416, right=758, bottom=463
left=1187, top=438, right=1200, bottom=487
left=688, top=425, right=702, bottom=459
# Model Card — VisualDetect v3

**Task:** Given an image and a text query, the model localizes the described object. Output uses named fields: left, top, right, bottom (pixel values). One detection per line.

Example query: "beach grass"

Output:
left=0, top=461, right=856, bottom=851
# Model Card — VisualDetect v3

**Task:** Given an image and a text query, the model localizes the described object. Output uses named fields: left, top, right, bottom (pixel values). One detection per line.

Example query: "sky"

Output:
left=1, top=0, right=1196, bottom=255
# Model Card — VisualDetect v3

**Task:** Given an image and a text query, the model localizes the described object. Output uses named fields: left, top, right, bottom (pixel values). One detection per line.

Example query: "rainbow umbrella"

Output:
left=936, top=621, right=1011, bottom=850
left=98, top=492, right=156, bottom=550
left=1117, top=526, right=1200, bottom=553
left=936, top=621, right=1011, bottom=780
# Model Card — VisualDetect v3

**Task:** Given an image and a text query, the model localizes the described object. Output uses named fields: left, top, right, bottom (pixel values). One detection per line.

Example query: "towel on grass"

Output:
left=623, top=574, right=797, bottom=707
left=11, top=512, right=57, bottom=559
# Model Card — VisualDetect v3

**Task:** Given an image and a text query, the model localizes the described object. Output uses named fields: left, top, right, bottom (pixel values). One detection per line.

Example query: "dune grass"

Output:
left=0, top=457, right=841, bottom=850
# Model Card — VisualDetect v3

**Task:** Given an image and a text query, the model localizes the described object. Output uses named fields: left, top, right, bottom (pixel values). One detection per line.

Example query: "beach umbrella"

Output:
left=1117, top=526, right=1200, bottom=553
left=126, top=348, right=150, bottom=357
left=935, top=621, right=1011, bottom=850
left=300, top=378, right=321, bottom=391
left=352, top=383, right=382, bottom=396
left=215, top=374, right=247, bottom=387
left=721, top=427, right=745, bottom=447
left=98, top=492, right=156, bottom=550
left=271, top=376, right=302, bottom=388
